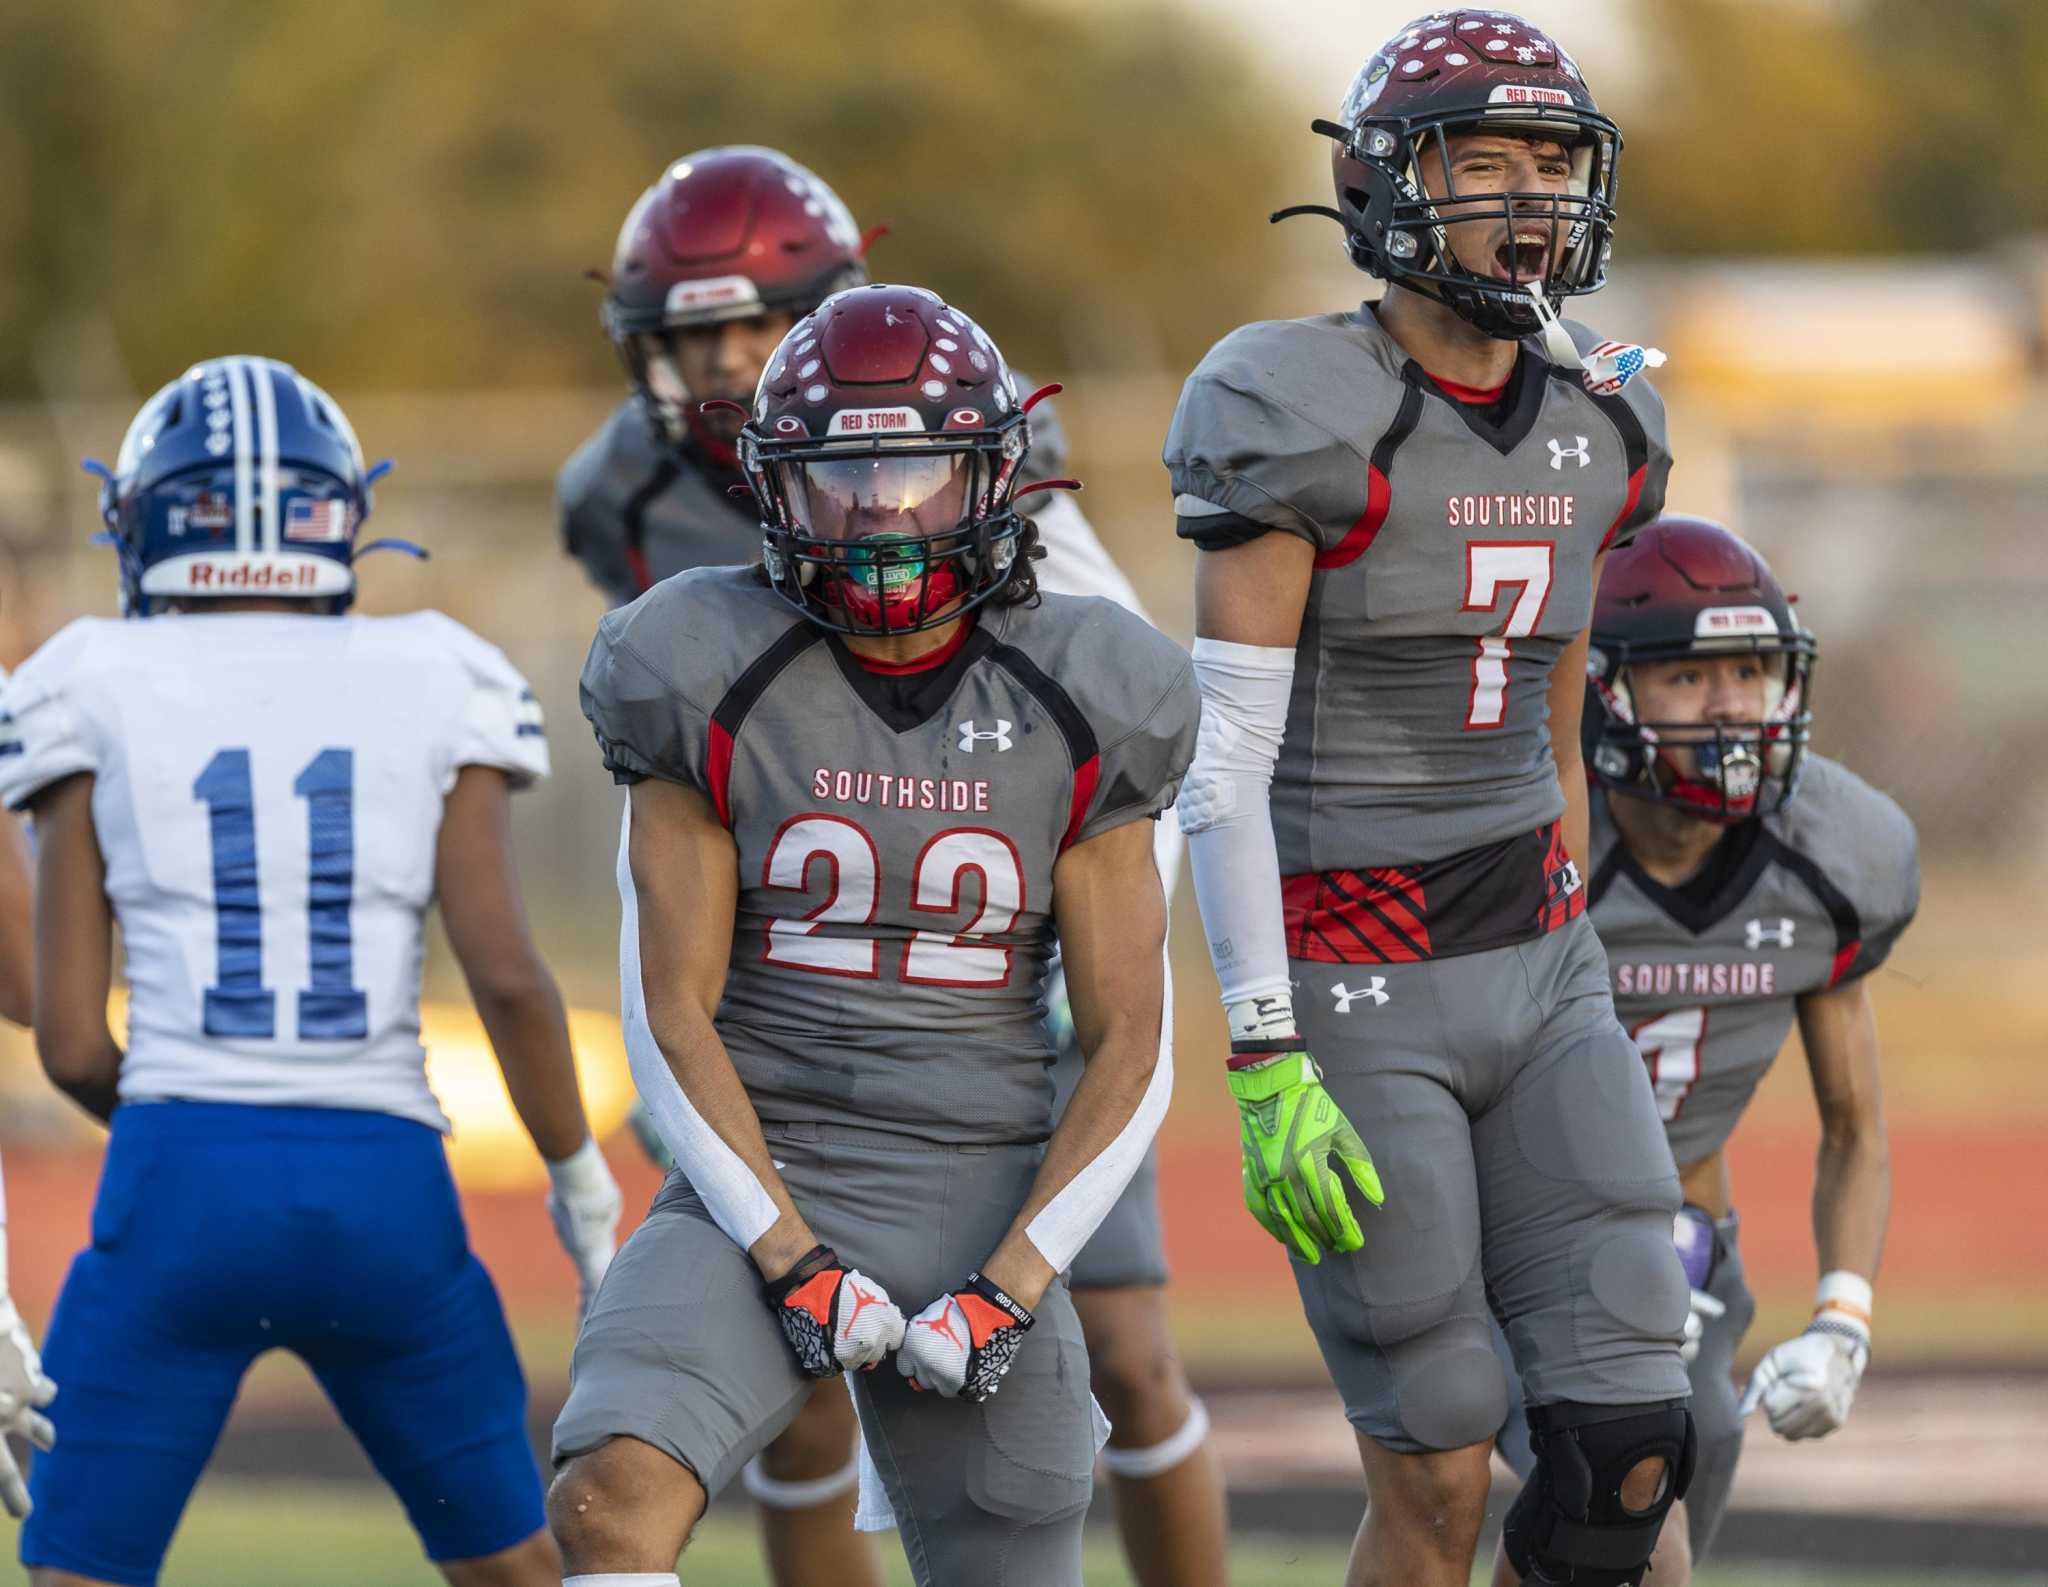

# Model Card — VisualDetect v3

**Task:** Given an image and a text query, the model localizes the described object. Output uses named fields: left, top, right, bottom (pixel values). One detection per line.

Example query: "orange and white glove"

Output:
left=1739, top=1271, right=1871, bottom=1441
left=764, top=1245, right=907, bottom=1377
left=897, top=1273, right=1034, bottom=1402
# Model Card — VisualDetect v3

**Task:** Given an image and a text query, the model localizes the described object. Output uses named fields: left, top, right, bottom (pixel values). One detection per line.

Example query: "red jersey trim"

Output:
left=1060, top=754, right=1101, bottom=853
left=849, top=619, right=973, bottom=676
left=1426, top=373, right=1511, bottom=405
left=706, top=720, right=736, bottom=829
left=1314, top=464, right=1392, bottom=571
left=1827, top=940, right=1862, bottom=988
left=1600, top=465, right=1646, bottom=553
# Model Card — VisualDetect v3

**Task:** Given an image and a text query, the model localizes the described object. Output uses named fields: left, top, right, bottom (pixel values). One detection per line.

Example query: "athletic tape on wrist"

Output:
left=741, top=1452, right=860, bottom=1509
left=1100, top=1396, right=1211, bottom=1479
left=562, top=1575, right=681, bottom=1586
left=1813, top=1269, right=1873, bottom=1337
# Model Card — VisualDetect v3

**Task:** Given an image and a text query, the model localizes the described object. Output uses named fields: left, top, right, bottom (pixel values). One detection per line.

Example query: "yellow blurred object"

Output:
left=424, top=1001, right=635, bottom=1190
left=0, top=990, right=637, bottom=1188
left=1664, top=265, right=2028, bottom=429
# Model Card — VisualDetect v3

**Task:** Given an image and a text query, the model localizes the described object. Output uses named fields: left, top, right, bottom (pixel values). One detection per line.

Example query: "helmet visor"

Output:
left=781, top=453, right=975, bottom=543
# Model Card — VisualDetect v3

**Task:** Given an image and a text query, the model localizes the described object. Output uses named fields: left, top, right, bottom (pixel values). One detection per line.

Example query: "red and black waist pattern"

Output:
left=1282, top=820, right=1586, bottom=965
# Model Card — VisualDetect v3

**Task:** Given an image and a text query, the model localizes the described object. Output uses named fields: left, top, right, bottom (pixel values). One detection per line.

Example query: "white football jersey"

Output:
left=0, top=611, right=547, bottom=1130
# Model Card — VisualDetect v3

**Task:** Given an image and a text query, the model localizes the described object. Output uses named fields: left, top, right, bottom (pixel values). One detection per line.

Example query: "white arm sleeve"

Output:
left=616, top=800, right=780, bottom=1250
left=1023, top=962, right=1174, bottom=1273
left=1178, top=638, right=1297, bottom=1033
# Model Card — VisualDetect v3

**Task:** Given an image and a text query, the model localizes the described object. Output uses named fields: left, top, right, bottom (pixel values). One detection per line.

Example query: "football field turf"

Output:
left=1, top=1483, right=2026, bottom=1587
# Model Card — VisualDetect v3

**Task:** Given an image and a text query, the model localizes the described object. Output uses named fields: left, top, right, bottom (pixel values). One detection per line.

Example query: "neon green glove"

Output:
left=1226, top=1044, right=1384, bottom=1265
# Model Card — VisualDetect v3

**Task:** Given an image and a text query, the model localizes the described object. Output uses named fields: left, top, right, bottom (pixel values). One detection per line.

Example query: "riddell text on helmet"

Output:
left=178, top=560, right=325, bottom=590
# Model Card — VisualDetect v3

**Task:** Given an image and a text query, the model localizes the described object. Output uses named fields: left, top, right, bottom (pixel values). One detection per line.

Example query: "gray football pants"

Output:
left=1290, top=917, right=1691, bottom=1453
left=1498, top=1209, right=1755, bottom=1560
left=553, top=1122, right=1095, bottom=1587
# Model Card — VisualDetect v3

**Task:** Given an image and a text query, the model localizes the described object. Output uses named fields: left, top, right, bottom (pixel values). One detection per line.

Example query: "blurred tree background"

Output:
left=5, top=0, right=2047, bottom=405
left=0, top=0, right=1300, bottom=396
left=1616, top=0, right=2048, bottom=258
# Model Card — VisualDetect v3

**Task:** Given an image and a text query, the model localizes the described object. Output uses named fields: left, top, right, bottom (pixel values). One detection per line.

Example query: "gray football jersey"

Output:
left=558, top=400, right=761, bottom=607
left=581, top=568, right=1197, bottom=1144
left=1590, top=757, right=1920, bottom=1165
left=1165, top=308, right=1671, bottom=874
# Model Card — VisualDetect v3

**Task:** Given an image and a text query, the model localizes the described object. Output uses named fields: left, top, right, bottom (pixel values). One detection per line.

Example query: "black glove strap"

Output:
left=763, top=1244, right=840, bottom=1306
left=963, top=1271, right=1035, bottom=1332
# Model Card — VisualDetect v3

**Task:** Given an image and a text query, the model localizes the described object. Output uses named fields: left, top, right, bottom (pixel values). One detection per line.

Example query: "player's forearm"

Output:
left=1180, top=638, right=1298, bottom=1033
left=986, top=1009, right=1165, bottom=1310
left=1813, top=1124, right=1889, bottom=1282
left=642, top=996, right=816, bottom=1280
left=1556, top=743, right=1591, bottom=884
left=475, top=970, right=591, bottom=1163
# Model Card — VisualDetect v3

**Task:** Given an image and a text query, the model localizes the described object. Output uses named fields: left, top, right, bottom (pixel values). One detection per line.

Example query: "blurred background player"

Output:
left=1167, top=12, right=1695, bottom=1585
left=559, top=146, right=1226, bottom=1587
left=3, top=357, right=622, bottom=1587
left=1492, top=516, right=1919, bottom=1585
left=0, top=812, right=54, bottom=1525
left=547, top=285, right=1197, bottom=1587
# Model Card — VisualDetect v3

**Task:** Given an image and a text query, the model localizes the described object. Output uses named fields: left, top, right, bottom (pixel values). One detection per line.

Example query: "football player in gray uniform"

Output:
left=564, top=149, right=1226, bottom=1587
left=1166, top=12, right=1693, bottom=1587
left=1492, top=517, right=1918, bottom=1584
left=546, top=286, right=1199, bottom=1587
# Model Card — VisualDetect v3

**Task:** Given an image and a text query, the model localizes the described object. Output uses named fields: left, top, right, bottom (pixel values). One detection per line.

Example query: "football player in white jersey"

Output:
left=0, top=805, right=53, bottom=1525
left=3, top=357, right=622, bottom=1587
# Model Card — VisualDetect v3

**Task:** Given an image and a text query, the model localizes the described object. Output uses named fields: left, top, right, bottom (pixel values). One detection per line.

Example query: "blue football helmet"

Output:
left=93, top=356, right=400, bottom=616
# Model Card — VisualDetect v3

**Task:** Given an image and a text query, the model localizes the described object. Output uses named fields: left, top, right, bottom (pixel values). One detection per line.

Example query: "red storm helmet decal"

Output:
left=740, top=284, right=1035, bottom=637
left=601, top=146, right=870, bottom=456
left=1584, top=516, right=1818, bottom=823
left=1282, top=9, right=1622, bottom=341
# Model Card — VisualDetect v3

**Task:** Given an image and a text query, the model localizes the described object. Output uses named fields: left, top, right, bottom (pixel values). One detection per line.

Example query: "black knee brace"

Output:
left=1501, top=1399, right=1696, bottom=1587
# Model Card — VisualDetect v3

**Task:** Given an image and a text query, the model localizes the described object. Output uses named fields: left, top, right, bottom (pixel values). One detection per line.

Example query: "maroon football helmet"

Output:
left=740, top=285, right=1042, bottom=637
left=603, top=147, right=868, bottom=454
left=1585, top=517, right=1817, bottom=822
left=1282, top=9, right=1621, bottom=340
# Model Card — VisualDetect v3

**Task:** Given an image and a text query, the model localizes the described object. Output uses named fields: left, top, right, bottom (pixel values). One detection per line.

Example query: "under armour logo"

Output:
left=1331, top=978, right=1390, bottom=1012
left=1744, top=917, right=1795, bottom=950
left=1548, top=435, right=1591, bottom=470
left=957, top=719, right=1013, bottom=752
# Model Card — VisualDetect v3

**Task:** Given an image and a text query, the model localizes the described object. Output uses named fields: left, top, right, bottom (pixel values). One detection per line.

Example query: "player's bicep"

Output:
left=434, top=765, right=552, bottom=999
left=1797, top=976, right=1885, bottom=1140
left=1194, top=529, right=1315, bottom=649
left=0, top=815, right=33, bottom=1028
left=27, top=774, right=115, bottom=1073
left=627, top=777, right=738, bottom=1026
left=1051, top=817, right=1166, bottom=1064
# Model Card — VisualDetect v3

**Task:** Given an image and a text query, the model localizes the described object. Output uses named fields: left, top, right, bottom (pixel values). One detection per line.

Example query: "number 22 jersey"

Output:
left=580, top=567, right=1197, bottom=1146
left=0, top=612, right=548, bottom=1130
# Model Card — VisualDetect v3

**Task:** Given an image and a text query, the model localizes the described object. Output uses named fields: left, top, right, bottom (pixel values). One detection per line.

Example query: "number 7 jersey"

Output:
left=581, top=567, right=1197, bottom=1145
left=0, top=611, right=548, bottom=1130
left=1165, top=306, right=1672, bottom=880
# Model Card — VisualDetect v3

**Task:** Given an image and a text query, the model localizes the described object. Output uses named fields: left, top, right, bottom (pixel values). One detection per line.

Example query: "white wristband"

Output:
left=546, top=1135, right=610, bottom=1198
left=1814, top=1269, right=1873, bottom=1338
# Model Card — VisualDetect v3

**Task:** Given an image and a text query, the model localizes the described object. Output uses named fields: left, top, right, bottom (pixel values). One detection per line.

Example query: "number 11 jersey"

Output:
left=0, top=611, right=548, bottom=1130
